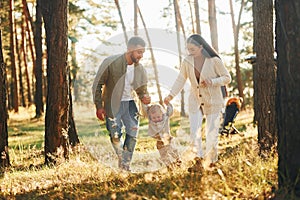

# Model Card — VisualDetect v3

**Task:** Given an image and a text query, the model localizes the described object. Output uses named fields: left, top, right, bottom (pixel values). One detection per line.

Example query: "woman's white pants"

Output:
left=189, top=109, right=220, bottom=163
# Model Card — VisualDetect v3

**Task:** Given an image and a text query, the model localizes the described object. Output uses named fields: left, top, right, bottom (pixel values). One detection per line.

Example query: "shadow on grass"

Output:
left=1, top=131, right=275, bottom=199
left=6, top=170, right=203, bottom=200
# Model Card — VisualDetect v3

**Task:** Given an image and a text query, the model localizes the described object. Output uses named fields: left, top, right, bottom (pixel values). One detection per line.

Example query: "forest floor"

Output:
left=0, top=103, right=277, bottom=199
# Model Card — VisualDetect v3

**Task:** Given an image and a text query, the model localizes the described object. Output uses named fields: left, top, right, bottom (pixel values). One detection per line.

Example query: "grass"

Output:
left=0, top=104, right=277, bottom=199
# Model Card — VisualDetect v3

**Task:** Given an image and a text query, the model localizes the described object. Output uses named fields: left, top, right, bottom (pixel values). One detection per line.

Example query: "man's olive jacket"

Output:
left=92, top=53, right=149, bottom=118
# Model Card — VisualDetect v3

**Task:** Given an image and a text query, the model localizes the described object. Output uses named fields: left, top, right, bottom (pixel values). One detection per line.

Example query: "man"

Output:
left=92, top=36, right=151, bottom=172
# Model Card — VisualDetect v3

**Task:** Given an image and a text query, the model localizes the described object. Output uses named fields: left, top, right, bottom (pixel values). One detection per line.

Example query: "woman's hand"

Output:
left=201, top=79, right=212, bottom=87
left=164, top=95, right=173, bottom=105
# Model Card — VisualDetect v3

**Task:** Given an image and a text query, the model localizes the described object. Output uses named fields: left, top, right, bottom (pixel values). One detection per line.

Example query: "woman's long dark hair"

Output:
left=187, top=34, right=220, bottom=58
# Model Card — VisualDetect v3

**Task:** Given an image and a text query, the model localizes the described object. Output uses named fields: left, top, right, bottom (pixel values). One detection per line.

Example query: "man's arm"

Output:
left=92, top=59, right=110, bottom=120
left=92, top=58, right=110, bottom=108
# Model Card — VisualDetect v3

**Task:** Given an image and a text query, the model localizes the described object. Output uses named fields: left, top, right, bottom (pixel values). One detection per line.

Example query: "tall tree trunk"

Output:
left=9, top=0, right=18, bottom=112
left=68, top=41, right=79, bottom=145
left=22, top=0, right=35, bottom=106
left=19, top=14, right=32, bottom=107
left=114, top=0, right=128, bottom=43
left=22, top=0, right=36, bottom=73
left=68, top=72, right=79, bottom=146
left=229, top=0, right=245, bottom=106
left=41, top=0, right=70, bottom=164
left=194, top=0, right=201, bottom=34
left=137, top=5, right=163, bottom=106
left=34, top=0, right=44, bottom=118
left=23, top=46, right=32, bottom=106
left=208, top=0, right=218, bottom=51
left=21, top=17, right=32, bottom=107
left=22, top=0, right=34, bottom=33
left=275, top=0, right=300, bottom=198
left=70, top=41, right=79, bottom=102
left=0, top=30, right=10, bottom=169
left=174, top=0, right=186, bottom=38
left=253, top=0, right=276, bottom=155
left=188, top=0, right=195, bottom=33
left=68, top=97, right=79, bottom=147
left=15, top=17, right=26, bottom=107
left=173, top=0, right=186, bottom=117
left=134, top=0, right=138, bottom=35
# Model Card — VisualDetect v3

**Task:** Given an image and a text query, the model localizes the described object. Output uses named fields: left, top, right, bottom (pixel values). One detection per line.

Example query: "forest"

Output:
left=0, top=0, right=299, bottom=199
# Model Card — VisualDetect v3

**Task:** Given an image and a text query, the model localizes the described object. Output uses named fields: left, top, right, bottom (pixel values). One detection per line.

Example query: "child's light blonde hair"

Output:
left=148, top=104, right=164, bottom=116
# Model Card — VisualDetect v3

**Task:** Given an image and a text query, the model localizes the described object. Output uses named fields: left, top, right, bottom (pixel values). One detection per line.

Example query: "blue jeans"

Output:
left=106, top=100, right=139, bottom=170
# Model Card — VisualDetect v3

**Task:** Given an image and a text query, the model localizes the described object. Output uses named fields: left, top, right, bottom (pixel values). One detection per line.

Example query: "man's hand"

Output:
left=96, top=108, right=106, bottom=121
left=141, top=95, right=151, bottom=105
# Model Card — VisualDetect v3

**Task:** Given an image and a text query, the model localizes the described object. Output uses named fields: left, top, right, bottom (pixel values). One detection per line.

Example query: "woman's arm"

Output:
left=211, top=57, right=231, bottom=86
left=169, top=58, right=190, bottom=97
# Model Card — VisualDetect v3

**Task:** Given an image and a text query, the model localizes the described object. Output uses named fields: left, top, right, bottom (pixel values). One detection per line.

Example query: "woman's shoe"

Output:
left=188, top=157, right=204, bottom=173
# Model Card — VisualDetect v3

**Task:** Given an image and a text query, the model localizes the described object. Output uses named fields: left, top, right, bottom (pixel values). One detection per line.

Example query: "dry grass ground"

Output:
left=0, top=104, right=277, bottom=199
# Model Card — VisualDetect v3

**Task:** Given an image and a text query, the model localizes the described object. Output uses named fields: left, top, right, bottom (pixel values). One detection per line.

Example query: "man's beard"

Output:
left=130, top=54, right=139, bottom=64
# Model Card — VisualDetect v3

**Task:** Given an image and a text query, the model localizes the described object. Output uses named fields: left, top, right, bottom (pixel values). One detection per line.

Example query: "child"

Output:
left=146, top=103, right=181, bottom=171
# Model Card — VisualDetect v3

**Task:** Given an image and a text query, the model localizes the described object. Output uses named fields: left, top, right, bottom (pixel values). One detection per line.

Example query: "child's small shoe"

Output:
left=167, top=158, right=182, bottom=172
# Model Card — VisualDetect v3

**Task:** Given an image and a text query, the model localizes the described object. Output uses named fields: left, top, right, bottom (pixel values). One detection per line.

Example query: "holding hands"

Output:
left=164, top=95, right=173, bottom=105
left=142, top=94, right=151, bottom=105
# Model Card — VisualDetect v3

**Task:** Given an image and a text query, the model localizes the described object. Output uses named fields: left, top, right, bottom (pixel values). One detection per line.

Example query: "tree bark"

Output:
left=68, top=73, right=79, bottom=146
left=253, top=0, right=276, bottom=155
left=41, top=0, right=70, bottom=164
left=188, top=0, right=195, bottom=33
left=173, top=0, right=186, bottom=117
left=134, top=0, right=138, bottom=35
left=229, top=0, right=245, bottom=106
left=275, top=0, right=300, bottom=198
left=0, top=30, right=10, bottom=168
left=9, top=0, right=18, bottom=112
left=208, top=0, right=218, bottom=52
left=15, top=18, right=26, bottom=107
left=137, top=5, right=163, bottom=106
left=34, top=0, right=44, bottom=118
left=114, top=0, right=128, bottom=43
left=22, top=0, right=35, bottom=106
left=194, top=0, right=201, bottom=34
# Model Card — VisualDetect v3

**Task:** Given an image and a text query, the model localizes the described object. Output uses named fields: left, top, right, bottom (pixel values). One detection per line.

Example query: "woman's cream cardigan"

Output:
left=169, top=56, right=231, bottom=115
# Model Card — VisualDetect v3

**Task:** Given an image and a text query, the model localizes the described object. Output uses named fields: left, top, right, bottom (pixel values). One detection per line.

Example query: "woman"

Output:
left=164, top=34, right=231, bottom=171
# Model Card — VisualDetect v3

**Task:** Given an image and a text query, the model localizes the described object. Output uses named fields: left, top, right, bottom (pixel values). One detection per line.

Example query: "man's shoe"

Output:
left=120, top=165, right=131, bottom=172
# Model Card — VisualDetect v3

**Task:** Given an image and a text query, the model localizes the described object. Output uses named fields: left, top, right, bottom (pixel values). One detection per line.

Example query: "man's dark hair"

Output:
left=127, top=36, right=146, bottom=47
